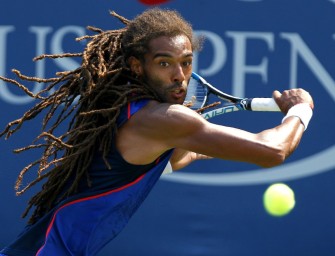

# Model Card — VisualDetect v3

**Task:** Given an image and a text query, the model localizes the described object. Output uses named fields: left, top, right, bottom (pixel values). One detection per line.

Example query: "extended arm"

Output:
left=116, top=88, right=313, bottom=170
left=167, top=88, right=314, bottom=170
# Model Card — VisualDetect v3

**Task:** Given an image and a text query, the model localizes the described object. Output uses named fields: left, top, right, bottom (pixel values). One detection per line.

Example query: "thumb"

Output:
left=272, top=90, right=281, bottom=100
left=272, top=90, right=285, bottom=113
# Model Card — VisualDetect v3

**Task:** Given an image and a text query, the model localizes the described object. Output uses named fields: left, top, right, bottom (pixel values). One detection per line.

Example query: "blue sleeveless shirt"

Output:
left=1, top=100, right=173, bottom=256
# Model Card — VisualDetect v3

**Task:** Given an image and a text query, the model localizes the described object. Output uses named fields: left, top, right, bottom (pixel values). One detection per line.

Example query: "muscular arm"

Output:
left=168, top=88, right=313, bottom=170
left=165, top=108, right=305, bottom=169
left=169, top=119, right=305, bottom=170
left=116, top=89, right=313, bottom=170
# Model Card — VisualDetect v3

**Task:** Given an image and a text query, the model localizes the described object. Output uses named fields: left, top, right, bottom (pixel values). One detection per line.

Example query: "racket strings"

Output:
left=183, top=96, right=197, bottom=108
left=184, top=76, right=221, bottom=114
left=183, top=95, right=221, bottom=114
left=184, top=80, right=207, bottom=110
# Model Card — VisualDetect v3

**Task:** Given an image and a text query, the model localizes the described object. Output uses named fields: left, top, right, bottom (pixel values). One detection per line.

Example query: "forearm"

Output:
left=280, top=116, right=305, bottom=157
left=249, top=100, right=312, bottom=167
left=254, top=116, right=305, bottom=167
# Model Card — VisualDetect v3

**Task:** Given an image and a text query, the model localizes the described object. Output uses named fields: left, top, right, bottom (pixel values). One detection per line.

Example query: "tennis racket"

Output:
left=185, top=72, right=281, bottom=119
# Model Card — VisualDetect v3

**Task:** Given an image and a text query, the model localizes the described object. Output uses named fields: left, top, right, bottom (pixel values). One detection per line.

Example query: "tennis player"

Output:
left=0, top=8, right=313, bottom=256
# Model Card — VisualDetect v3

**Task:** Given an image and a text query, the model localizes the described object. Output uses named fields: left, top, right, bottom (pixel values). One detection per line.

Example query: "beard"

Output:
left=140, top=71, right=187, bottom=104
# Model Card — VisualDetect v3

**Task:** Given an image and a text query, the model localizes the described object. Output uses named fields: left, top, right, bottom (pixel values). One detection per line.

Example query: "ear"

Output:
left=128, top=56, right=143, bottom=77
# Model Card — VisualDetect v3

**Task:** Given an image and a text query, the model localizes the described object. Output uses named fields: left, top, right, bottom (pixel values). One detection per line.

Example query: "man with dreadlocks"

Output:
left=0, top=7, right=313, bottom=256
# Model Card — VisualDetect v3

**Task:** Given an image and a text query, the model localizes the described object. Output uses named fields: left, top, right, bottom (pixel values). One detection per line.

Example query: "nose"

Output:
left=172, top=65, right=186, bottom=84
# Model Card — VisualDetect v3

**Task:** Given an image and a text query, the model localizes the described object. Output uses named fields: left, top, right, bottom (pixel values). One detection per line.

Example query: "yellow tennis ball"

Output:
left=263, top=183, right=295, bottom=217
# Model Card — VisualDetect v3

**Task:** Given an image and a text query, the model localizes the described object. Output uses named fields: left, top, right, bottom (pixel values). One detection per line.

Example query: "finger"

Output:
left=272, top=90, right=281, bottom=100
left=272, top=90, right=286, bottom=113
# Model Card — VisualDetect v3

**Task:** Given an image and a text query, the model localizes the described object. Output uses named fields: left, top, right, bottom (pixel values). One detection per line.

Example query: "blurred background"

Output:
left=1, top=0, right=334, bottom=255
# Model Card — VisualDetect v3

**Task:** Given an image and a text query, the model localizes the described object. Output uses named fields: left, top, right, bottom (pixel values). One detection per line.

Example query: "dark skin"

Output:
left=116, top=34, right=314, bottom=170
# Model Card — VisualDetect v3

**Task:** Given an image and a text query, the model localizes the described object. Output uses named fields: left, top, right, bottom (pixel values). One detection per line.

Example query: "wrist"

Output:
left=282, top=103, right=313, bottom=131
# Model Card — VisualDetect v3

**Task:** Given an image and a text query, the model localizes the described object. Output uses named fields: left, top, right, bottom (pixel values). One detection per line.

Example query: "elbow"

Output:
left=260, top=154, right=286, bottom=168
left=257, top=146, right=287, bottom=168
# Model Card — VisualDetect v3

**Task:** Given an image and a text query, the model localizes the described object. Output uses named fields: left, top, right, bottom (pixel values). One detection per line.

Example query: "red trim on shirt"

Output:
left=127, top=102, right=131, bottom=119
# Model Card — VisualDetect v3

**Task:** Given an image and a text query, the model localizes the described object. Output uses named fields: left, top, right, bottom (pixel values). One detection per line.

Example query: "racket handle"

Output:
left=250, top=98, right=281, bottom=112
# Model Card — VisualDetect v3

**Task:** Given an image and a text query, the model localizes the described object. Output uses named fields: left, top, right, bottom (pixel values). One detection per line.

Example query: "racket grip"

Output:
left=250, top=98, right=281, bottom=112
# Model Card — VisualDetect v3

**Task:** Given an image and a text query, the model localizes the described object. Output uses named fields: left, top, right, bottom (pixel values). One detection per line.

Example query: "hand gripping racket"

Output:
left=185, top=72, right=281, bottom=119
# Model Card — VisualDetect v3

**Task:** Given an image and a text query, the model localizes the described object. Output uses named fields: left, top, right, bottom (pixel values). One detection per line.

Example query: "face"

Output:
left=130, top=34, right=193, bottom=104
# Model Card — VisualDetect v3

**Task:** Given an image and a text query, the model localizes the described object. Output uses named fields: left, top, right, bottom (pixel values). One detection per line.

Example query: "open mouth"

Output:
left=170, top=87, right=186, bottom=99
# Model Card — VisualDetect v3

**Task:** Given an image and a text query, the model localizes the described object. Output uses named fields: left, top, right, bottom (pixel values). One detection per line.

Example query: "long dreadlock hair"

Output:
left=0, top=8, right=202, bottom=224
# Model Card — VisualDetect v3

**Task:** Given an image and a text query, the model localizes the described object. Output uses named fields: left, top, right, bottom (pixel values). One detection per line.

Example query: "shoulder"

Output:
left=115, top=100, right=207, bottom=164
left=138, top=100, right=205, bottom=128
left=129, top=100, right=207, bottom=141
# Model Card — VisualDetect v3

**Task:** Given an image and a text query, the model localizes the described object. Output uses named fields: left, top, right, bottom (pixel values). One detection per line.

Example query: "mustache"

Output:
left=167, top=82, right=187, bottom=91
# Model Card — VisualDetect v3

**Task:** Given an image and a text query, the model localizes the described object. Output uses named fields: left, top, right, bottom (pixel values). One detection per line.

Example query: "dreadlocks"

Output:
left=0, top=8, right=202, bottom=224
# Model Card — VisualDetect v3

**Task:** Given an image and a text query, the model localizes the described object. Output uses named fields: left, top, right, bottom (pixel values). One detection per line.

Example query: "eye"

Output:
left=182, top=57, right=193, bottom=67
left=159, top=61, right=169, bottom=67
left=182, top=60, right=192, bottom=67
